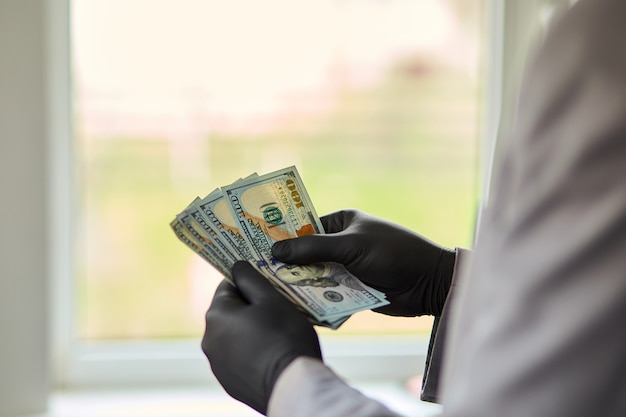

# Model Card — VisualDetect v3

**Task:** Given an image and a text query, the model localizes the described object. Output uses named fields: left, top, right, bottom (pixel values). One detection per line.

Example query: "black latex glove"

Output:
left=272, top=209, right=456, bottom=317
left=202, top=261, right=322, bottom=415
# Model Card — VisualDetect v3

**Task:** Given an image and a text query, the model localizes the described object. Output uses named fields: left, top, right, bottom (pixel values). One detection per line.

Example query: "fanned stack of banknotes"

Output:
left=170, top=166, right=389, bottom=329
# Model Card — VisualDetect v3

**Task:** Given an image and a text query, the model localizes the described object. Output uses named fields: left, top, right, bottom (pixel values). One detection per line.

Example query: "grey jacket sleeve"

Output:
left=271, top=1, right=626, bottom=416
left=440, top=1, right=626, bottom=416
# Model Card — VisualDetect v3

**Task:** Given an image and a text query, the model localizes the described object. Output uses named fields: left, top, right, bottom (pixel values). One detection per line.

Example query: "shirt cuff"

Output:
left=421, top=246, right=471, bottom=403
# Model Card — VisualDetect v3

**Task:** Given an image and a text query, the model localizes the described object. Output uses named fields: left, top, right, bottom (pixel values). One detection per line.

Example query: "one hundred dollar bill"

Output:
left=171, top=166, right=388, bottom=328
left=221, top=166, right=389, bottom=324
left=170, top=218, right=233, bottom=281
left=184, top=198, right=241, bottom=264
left=192, top=188, right=304, bottom=308
left=193, top=189, right=256, bottom=262
left=220, top=166, right=323, bottom=263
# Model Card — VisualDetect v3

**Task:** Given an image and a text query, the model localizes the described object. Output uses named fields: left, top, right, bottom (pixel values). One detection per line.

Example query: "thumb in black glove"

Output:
left=272, top=209, right=456, bottom=317
left=202, top=261, right=322, bottom=415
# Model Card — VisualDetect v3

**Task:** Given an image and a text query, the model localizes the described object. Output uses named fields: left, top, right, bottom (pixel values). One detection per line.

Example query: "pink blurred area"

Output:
left=73, top=0, right=468, bottom=138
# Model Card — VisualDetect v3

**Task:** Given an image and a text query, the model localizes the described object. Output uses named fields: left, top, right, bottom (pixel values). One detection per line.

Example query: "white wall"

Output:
left=0, top=0, right=49, bottom=414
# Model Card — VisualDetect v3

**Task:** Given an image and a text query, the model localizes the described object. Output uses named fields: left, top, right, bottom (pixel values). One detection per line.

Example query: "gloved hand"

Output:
left=202, top=261, right=322, bottom=415
left=272, top=209, right=456, bottom=317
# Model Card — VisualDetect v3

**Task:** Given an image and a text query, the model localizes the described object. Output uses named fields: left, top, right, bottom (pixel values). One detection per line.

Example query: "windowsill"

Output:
left=34, top=382, right=442, bottom=417
left=30, top=336, right=440, bottom=416
left=60, top=335, right=431, bottom=387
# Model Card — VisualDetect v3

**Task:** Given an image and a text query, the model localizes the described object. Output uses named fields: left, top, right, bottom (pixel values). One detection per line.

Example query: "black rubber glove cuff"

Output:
left=424, top=247, right=457, bottom=316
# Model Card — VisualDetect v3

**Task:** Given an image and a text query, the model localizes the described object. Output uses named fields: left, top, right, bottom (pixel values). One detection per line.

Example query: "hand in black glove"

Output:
left=272, top=209, right=456, bottom=317
left=202, top=261, right=322, bottom=415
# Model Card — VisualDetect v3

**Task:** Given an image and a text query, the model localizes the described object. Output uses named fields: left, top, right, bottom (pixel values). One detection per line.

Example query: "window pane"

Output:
left=73, top=0, right=483, bottom=340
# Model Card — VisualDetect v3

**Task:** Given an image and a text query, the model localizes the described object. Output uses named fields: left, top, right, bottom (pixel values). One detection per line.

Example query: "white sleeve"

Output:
left=267, top=357, right=404, bottom=417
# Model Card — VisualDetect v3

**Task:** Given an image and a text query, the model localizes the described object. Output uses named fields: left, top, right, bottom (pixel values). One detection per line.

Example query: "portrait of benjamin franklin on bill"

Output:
left=274, top=262, right=364, bottom=290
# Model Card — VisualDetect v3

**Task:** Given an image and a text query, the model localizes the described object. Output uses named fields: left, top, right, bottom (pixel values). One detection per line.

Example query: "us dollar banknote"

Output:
left=171, top=166, right=388, bottom=328
left=193, top=189, right=255, bottom=262
left=170, top=218, right=233, bottom=280
left=221, top=166, right=389, bottom=324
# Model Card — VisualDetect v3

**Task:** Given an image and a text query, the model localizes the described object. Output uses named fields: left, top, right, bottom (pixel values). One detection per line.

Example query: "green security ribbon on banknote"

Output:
left=171, top=166, right=388, bottom=329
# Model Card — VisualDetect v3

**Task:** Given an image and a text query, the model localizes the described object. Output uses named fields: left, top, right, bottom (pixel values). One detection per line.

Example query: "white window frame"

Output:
left=48, top=0, right=433, bottom=388
left=479, top=0, right=570, bottom=213
left=47, top=0, right=568, bottom=388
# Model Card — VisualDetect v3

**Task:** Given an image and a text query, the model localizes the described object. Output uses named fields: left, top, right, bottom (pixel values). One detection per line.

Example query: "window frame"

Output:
left=49, top=0, right=434, bottom=388
left=47, top=0, right=562, bottom=388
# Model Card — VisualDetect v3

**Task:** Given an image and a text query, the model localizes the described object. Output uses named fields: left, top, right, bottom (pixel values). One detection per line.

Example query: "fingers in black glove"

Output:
left=271, top=210, right=361, bottom=266
left=202, top=261, right=322, bottom=415
left=272, top=209, right=456, bottom=317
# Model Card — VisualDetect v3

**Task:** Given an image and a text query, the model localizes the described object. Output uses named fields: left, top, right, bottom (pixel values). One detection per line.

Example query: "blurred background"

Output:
left=72, top=0, right=484, bottom=342
left=4, top=0, right=570, bottom=415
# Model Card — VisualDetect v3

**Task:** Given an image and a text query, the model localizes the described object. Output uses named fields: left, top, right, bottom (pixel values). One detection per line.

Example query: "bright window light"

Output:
left=72, top=0, right=484, bottom=341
